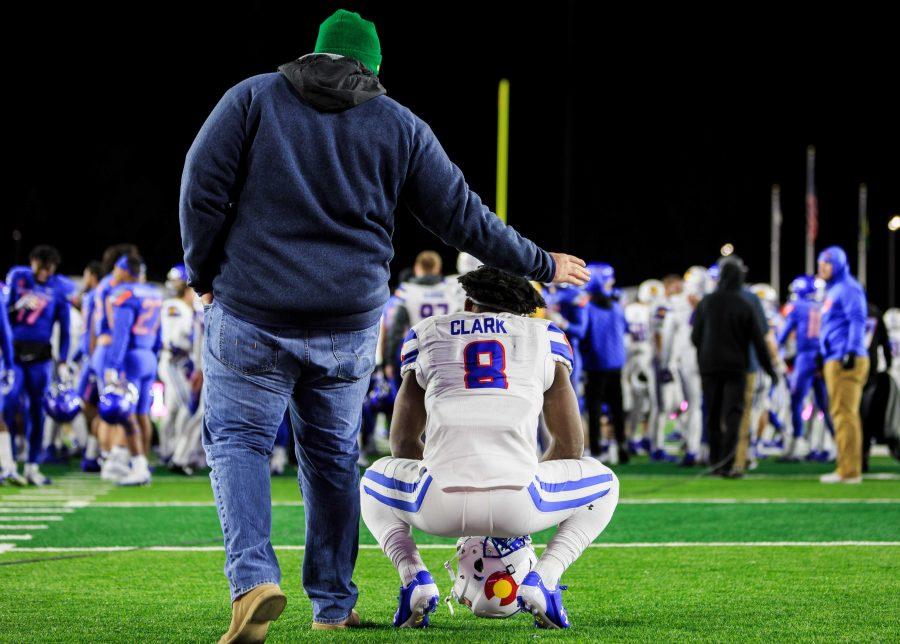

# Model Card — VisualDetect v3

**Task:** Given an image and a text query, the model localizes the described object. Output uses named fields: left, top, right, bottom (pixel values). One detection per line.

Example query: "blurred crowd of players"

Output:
left=1, top=244, right=898, bottom=487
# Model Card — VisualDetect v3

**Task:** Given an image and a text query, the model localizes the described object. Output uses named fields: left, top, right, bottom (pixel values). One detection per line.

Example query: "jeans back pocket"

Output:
left=211, top=304, right=279, bottom=376
left=332, top=324, right=378, bottom=383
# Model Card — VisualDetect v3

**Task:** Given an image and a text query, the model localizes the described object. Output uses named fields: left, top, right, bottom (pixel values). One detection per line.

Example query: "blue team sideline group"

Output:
left=1, top=245, right=898, bottom=487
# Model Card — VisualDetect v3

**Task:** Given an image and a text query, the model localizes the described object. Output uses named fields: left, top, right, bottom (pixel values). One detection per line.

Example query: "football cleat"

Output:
left=1, top=469, right=28, bottom=487
left=117, top=459, right=152, bottom=487
left=680, top=452, right=698, bottom=467
left=649, top=448, right=677, bottom=463
left=516, top=571, right=570, bottom=629
left=393, top=570, right=439, bottom=628
left=81, top=457, right=101, bottom=473
left=24, top=466, right=51, bottom=487
left=100, top=458, right=131, bottom=482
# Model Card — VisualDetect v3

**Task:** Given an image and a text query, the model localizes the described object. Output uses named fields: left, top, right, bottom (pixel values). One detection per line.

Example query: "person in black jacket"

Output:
left=691, top=257, right=778, bottom=476
left=861, top=303, right=894, bottom=471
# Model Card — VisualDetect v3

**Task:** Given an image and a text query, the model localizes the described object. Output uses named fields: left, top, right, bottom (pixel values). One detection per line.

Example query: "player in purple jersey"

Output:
left=4, top=246, right=71, bottom=485
left=103, top=255, right=163, bottom=486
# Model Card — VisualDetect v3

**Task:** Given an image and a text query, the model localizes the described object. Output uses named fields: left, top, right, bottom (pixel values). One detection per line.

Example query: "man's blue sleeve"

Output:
left=401, top=118, right=555, bottom=283
left=179, top=83, right=248, bottom=294
left=56, top=293, right=71, bottom=362
left=843, top=285, right=868, bottom=356
left=105, top=306, right=135, bottom=373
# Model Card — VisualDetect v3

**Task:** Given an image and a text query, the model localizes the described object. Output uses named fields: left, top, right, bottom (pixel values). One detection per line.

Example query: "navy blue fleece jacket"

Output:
left=179, top=55, right=555, bottom=329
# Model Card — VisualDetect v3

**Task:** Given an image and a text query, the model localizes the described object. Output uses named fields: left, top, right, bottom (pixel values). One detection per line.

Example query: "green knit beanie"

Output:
left=314, top=9, right=382, bottom=74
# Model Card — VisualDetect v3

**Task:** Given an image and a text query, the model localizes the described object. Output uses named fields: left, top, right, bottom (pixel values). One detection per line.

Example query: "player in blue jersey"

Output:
left=92, top=245, right=141, bottom=480
left=777, top=275, right=834, bottom=460
left=74, top=261, right=104, bottom=471
left=4, top=246, right=71, bottom=485
left=103, top=255, right=162, bottom=486
left=543, top=284, right=589, bottom=409
left=0, top=283, right=23, bottom=484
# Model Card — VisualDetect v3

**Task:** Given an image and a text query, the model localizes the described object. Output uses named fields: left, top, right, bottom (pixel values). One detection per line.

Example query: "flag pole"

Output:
left=805, top=146, right=817, bottom=275
left=858, top=183, right=868, bottom=289
left=771, top=185, right=782, bottom=299
left=496, top=79, right=510, bottom=224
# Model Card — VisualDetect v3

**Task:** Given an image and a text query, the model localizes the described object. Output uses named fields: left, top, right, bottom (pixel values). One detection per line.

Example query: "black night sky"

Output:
left=6, top=3, right=899, bottom=307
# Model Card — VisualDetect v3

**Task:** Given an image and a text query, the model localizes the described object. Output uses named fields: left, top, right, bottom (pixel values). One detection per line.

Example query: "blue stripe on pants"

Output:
left=362, top=475, right=433, bottom=512
left=527, top=482, right=610, bottom=512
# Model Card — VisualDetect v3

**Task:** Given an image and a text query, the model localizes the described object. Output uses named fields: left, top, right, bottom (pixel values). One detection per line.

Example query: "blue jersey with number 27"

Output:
left=104, top=282, right=164, bottom=372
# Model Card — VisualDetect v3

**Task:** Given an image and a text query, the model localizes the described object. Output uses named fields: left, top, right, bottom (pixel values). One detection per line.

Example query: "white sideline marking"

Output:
left=0, top=516, right=64, bottom=522
left=0, top=508, right=73, bottom=514
left=0, top=534, right=32, bottom=541
left=0, top=525, right=47, bottom=530
left=6, top=541, right=900, bottom=553
left=5, top=496, right=95, bottom=502
left=79, top=498, right=900, bottom=508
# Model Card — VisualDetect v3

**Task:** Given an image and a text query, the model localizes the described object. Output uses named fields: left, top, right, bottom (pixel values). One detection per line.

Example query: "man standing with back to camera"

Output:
left=179, top=9, right=589, bottom=642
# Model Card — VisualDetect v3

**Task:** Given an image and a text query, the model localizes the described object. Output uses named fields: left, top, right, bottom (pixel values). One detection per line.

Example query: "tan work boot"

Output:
left=218, top=583, right=287, bottom=644
left=311, top=609, right=361, bottom=630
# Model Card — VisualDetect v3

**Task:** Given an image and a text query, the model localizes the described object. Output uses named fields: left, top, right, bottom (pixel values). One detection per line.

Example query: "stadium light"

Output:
left=720, top=243, right=734, bottom=256
left=889, top=215, right=900, bottom=232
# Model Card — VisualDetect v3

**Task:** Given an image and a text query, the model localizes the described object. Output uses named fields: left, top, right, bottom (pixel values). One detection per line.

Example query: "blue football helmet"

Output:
left=585, top=263, right=615, bottom=295
left=788, top=275, right=817, bottom=301
left=44, top=380, right=82, bottom=422
left=98, top=382, right=139, bottom=424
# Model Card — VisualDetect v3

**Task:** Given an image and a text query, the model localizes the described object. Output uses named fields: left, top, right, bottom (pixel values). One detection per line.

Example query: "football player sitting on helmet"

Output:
left=360, top=267, right=620, bottom=630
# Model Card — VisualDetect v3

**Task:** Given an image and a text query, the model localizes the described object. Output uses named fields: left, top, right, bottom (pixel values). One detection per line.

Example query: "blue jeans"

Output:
left=202, top=301, right=377, bottom=623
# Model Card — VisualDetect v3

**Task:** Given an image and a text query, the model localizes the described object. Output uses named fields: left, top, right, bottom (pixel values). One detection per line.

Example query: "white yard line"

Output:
left=79, top=498, right=900, bottom=508
left=0, top=516, right=64, bottom=522
left=6, top=541, right=900, bottom=554
left=621, top=498, right=900, bottom=504
left=0, top=525, right=47, bottom=530
left=0, top=534, right=32, bottom=541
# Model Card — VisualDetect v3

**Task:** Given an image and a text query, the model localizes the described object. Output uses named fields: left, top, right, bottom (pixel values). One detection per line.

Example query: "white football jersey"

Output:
left=442, top=275, right=468, bottom=314
left=624, top=302, right=652, bottom=352
left=161, top=299, right=195, bottom=356
left=400, top=312, right=573, bottom=489
left=663, top=294, right=698, bottom=372
left=396, top=281, right=459, bottom=326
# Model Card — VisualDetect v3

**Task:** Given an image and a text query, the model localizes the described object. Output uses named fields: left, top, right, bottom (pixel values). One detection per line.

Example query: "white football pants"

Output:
left=361, top=456, right=619, bottom=585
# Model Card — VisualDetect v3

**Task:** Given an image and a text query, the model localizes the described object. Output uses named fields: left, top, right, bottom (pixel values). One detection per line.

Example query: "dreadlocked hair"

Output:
left=458, top=266, right=546, bottom=315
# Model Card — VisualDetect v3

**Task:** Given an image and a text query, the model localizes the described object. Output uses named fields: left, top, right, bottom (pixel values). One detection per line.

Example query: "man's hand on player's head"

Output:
left=550, top=253, right=590, bottom=287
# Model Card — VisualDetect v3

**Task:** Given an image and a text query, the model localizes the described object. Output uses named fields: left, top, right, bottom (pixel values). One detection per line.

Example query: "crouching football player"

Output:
left=360, top=267, right=619, bottom=629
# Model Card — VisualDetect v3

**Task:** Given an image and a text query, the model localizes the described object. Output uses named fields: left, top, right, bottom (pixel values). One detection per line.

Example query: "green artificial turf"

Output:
left=1, top=457, right=898, bottom=642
